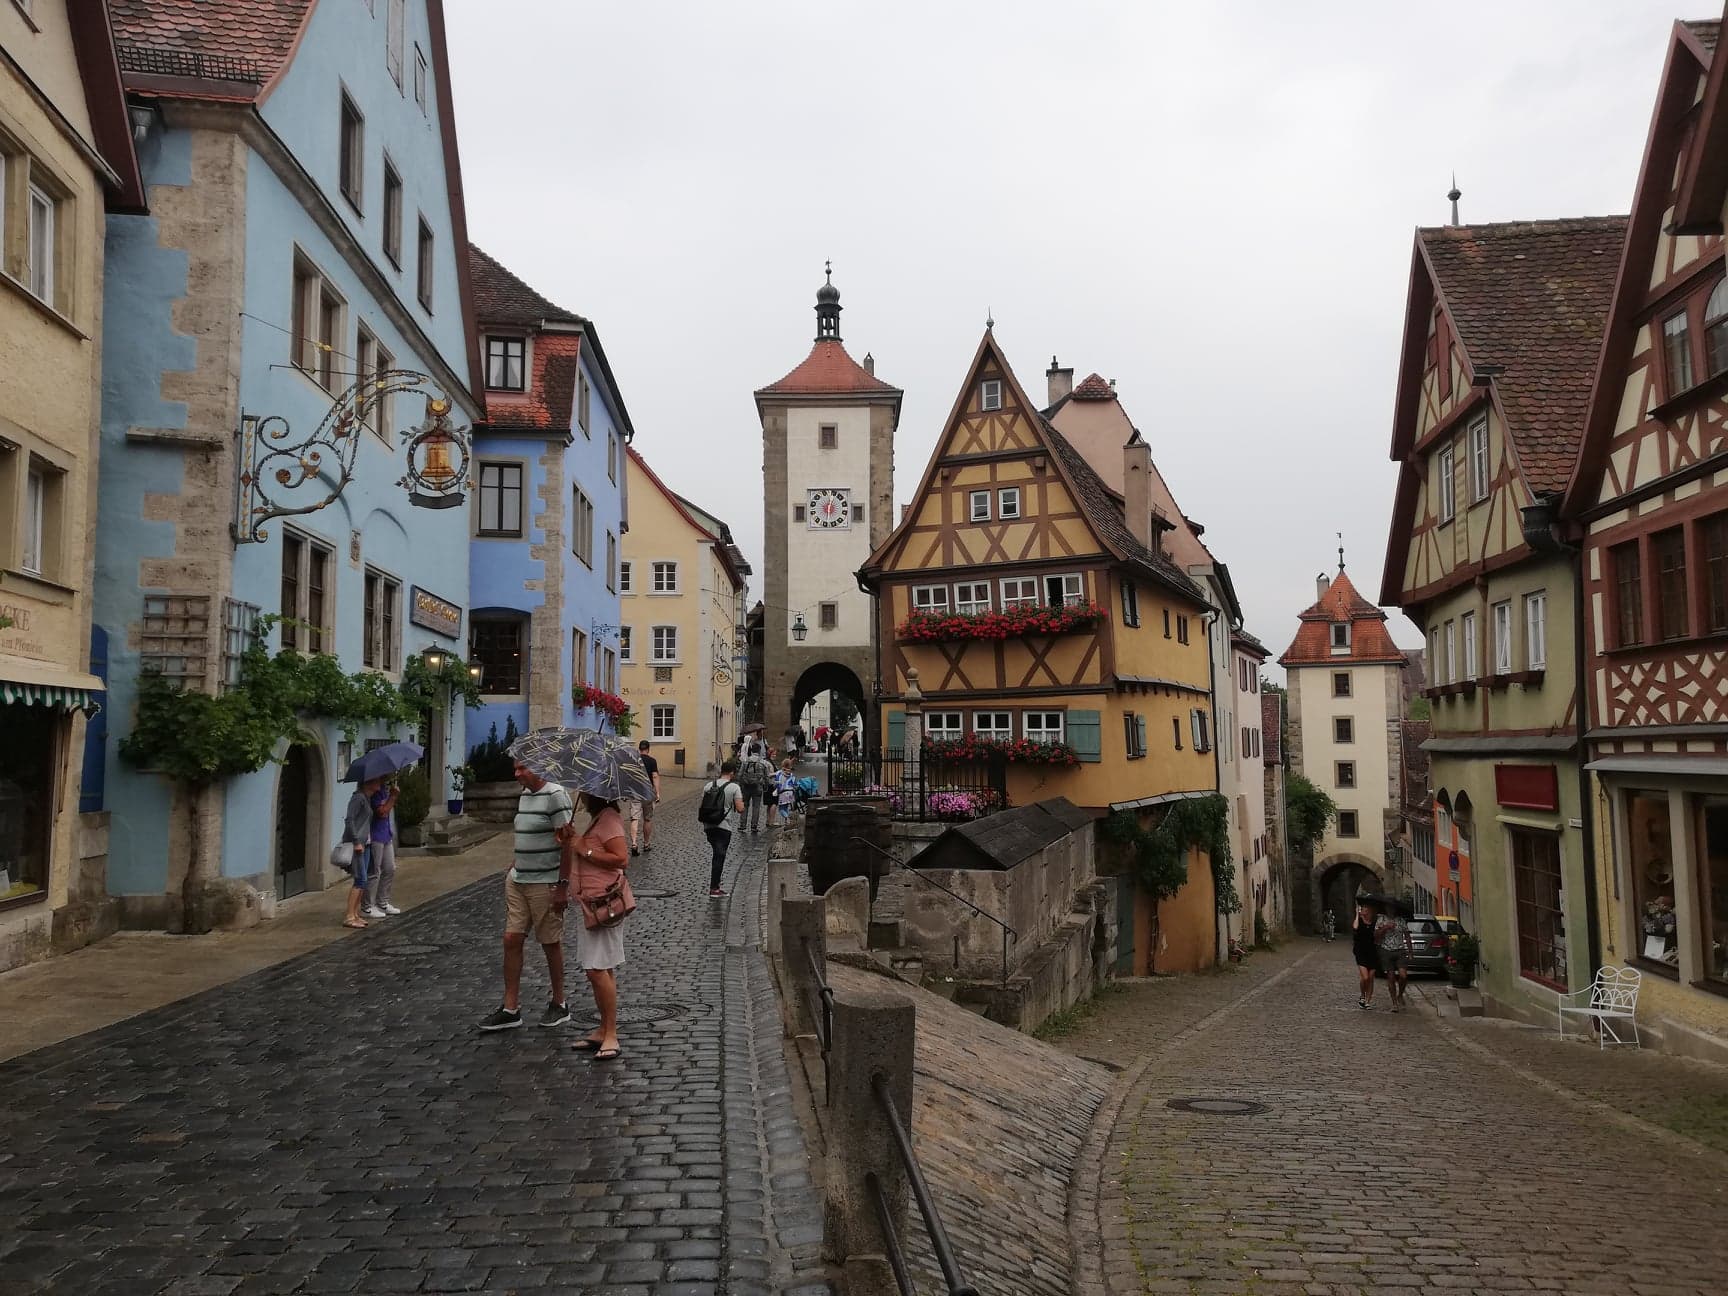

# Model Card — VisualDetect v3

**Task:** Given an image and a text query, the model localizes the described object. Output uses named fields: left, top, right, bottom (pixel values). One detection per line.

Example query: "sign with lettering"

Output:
left=409, top=586, right=462, bottom=639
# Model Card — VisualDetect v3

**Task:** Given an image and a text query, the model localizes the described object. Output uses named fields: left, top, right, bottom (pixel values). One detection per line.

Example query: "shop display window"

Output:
left=1511, top=827, right=1567, bottom=989
left=0, top=704, right=56, bottom=905
left=1627, top=791, right=1677, bottom=971
left=1698, top=797, right=1728, bottom=988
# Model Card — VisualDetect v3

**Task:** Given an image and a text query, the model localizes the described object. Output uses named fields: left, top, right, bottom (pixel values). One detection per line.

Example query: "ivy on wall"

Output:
left=1102, top=793, right=1239, bottom=914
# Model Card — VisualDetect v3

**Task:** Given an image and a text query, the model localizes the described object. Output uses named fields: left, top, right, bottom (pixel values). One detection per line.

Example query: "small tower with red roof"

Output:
left=1278, top=556, right=1409, bottom=930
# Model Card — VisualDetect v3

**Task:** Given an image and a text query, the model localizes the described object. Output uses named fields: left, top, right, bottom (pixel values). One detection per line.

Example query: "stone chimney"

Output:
left=863, top=352, right=875, bottom=376
left=1124, top=439, right=1152, bottom=547
left=1046, top=356, right=1073, bottom=406
left=1316, top=572, right=1331, bottom=602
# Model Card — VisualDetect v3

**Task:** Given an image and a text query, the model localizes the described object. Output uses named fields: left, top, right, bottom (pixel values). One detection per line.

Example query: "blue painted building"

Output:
left=464, top=247, right=631, bottom=754
left=90, top=0, right=481, bottom=926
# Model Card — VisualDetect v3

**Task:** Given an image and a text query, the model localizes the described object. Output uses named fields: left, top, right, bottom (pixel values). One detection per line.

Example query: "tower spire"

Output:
left=814, top=261, right=842, bottom=341
left=1448, top=174, right=1462, bottom=227
left=1337, top=531, right=1346, bottom=571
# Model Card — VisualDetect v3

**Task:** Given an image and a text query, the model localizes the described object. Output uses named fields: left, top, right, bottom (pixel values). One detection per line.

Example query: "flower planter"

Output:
left=923, top=737, right=1079, bottom=766
left=896, top=601, right=1109, bottom=644
left=1447, top=961, right=1476, bottom=989
left=446, top=799, right=464, bottom=816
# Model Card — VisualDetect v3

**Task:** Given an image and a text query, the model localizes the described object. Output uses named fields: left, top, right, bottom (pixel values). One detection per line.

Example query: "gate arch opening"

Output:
left=788, top=661, right=868, bottom=754
left=1316, top=853, right=1382, bottom=932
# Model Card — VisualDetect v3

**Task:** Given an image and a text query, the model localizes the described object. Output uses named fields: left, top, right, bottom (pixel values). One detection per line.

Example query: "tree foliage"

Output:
left=1286, top=773, right=1337, bottom=856
left=1103, top=792, right=1237, bottom=912
left=828, top=690, right=859, bottom=734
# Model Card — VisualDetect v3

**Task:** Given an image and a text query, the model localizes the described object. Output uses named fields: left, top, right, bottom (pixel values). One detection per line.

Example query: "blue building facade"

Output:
left=90, top=0, right=482, bottom=926
left=464, top=247, right=630, bottom=760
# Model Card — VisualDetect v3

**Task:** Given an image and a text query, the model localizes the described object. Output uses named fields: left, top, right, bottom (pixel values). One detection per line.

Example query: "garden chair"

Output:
left=1556, top=965, right=1642, bottom=1049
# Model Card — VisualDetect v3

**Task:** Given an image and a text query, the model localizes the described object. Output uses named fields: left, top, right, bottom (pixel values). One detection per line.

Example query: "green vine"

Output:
left=1286, top=773, right=1337, bottom=857
left=402, top=651, right=484, bottom=712
left=1103, top=793, right=1237, bottom=913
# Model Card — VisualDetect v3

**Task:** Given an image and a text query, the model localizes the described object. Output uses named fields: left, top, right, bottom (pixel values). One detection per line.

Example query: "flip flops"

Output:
left=593, top=1046, right=622, bottom=1062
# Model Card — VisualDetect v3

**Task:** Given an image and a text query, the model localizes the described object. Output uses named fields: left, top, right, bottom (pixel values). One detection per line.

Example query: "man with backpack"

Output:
left=698, top=759, right=746, bottom=898
left=737, top=746, right=771, bottom=833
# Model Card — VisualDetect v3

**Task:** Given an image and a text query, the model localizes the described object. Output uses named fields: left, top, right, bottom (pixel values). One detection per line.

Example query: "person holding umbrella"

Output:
left=1351, top=897, right=1381, bottom=1009
left=340, top=740, right=423, bottom=930
left=1375, top=898, right=1416, bottom=1011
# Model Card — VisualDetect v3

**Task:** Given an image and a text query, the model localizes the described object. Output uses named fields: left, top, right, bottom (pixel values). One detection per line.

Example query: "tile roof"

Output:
left=1261, top=693, right=1283, bottom=765
left=1278, top=569, right=1409, bottom=667
left=1071, top=372, right=1114, bottom=401
left=108, top=0, right=312, bottom=87
left=1232, top=627, right=1269, bottom=659
left=756, top=339, right=901, bottom=398
left=1684, top=19, right=1720, bottom=55
left=469, top=244, right=585, bottom=328
left=1419, top=216, right=1627, bottom=497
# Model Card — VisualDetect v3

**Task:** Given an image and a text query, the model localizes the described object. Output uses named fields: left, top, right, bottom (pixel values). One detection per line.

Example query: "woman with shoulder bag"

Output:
left=340, top=777, right=382, bottom=929
left=567, top=791, right=633, bottom=1061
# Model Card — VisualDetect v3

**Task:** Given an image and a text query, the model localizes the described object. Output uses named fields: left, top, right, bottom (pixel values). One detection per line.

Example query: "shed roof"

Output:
left=909, top=799, right=1089, bottom=871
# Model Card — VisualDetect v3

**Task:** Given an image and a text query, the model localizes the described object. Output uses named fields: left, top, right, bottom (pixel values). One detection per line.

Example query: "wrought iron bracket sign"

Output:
left=234, top=369, right=471, bottom=544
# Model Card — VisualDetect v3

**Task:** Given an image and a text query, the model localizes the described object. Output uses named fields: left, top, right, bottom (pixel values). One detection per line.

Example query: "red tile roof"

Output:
left=469, top=244, right=585, bottom=329
left=109, top=0, right=313, bottom=88
left=1071, top=372, right=1114, bottom=401
left=1278, top=568, right=1409, bottom=667
left=756, top=339, right=901, bottom=398
left=1419, top=217, right=1627, bottom=497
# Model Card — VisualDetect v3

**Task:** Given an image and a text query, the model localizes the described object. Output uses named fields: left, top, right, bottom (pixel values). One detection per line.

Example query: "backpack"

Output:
left=739, top=757, right=768, bottom=790
left=698, top=780, right=730, bottom=826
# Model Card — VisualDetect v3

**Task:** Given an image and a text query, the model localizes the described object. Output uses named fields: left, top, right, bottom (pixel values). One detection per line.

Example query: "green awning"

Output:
left=0, top=681, right=101, bottom=712
left=0, top=660, right=105, bottom=714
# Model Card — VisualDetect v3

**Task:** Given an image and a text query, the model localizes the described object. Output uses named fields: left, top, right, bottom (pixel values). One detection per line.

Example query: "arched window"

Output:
left=1707, top=278, right=1728, bottom=377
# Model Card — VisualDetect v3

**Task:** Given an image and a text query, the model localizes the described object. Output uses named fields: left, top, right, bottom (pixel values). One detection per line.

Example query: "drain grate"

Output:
left=631, top=887, right=677, bottom=899
left=381, top=942, right=443, bottom=957
left=576, top=1001, right=689, bottom=1026
left=1165, top=1096, right=1267, bottom=1117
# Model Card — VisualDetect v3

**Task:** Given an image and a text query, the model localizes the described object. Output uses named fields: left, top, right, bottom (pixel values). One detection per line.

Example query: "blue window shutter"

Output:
left=1068, top=709, right=1101, bottom=762
left=79, top=625, right=109, bottom=812
left=886, top=710, right=905, bottom=754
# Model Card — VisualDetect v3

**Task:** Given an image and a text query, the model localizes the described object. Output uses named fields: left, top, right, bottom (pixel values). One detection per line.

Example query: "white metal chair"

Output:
left=1556, top=966, right=1642, bottom=1049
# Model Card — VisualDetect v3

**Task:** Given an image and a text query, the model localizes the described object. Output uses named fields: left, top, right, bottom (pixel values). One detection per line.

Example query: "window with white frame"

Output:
left=1492, top=600, right=1513, bottom=674
left=926, top=712, right=963, bottom=740
left=973, top=711, right=1012, bottom=741
left=220, top=598, right=260, bottom=692
left=1024, top=711, right=1064, bottom=744
left=912, top=585, right=949, bottom=612
left=1121, top=580, right=1140, bottom=627
left=651, top=561, right=678, bottom=593
left=291, top=253, right=344, bottom=392
left=413, top=44, right=428, bottom=111
left=650, top=704, right=676, bottom=739
left=485, top=336, right=526, bottom=391
left=20, top=463, right=48, bottom=577
left=619, top=560, right=633, bottom=594
left=1190, top=708, right=1211, bottom=752
left=997, top=487, right=1021, bottom=519
left=1525, top=591, right=1547, bottom=670
left=1428, top=626, right=1443, bottom=683
left=1000, top=577, right=1038, bottom=609
left=1330, top=621, right=1350, bottom=650
left=27, top=183, right=55, bottom=306
left=1438, top=444, right=1456, bottom=522
left=1461, top=611, right=1478, bottom=680
left=969, top=490, right=991, bottom=522
left=981, top=379, right=1002, bottom=411
left=387, top=0, right=405, bottom=86
left=651, top=625, right=678, bottom=662
left=362, top=568, right=400, bottom=671
left=1468, top=415, right=1490, bottom=503
left=1044, top=573, right=1083, bottom=607
left=1444, top=619, right=1457, bottom=683
left=954, top=581, right=990, bottom=614
left=356, top=324, right=392, bottom=439
left=618, top=625, right=632, bottom=661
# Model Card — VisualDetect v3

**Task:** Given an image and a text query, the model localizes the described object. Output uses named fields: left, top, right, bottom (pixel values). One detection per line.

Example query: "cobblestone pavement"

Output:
left=1060, top=940, right=1728, bottom=1295
left=0, top=788, right=832, bottom=1296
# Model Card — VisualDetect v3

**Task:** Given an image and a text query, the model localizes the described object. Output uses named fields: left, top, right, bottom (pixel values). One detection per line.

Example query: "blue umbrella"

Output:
left=508, top=727, right=655, bottom=803
left=343, top=740, right=424, bottom=784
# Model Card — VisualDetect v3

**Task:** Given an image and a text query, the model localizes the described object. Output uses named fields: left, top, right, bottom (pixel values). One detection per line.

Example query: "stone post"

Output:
left=765, top=856, right=798, bottom=957
left=780, top=895, right=827, bottom=1037
left=902, top=667, right=924, bottom=819
left=823, top=983, right=916, bottom=1294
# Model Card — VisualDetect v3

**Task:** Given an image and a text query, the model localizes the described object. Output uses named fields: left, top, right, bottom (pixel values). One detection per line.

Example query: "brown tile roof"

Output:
left=1684, top=19, right=1720, bottom=55
left=1261, top=693, right=1283, bottom=766
left=1232, top=627, right=1269, bottom=659
left=469, top=244, right=585, bottom=328
left=1278, top=569, right=1409, bottom=667
left=1419, top=216, right=1627, bottom=497
left=1071, top=372, right=1114, bottom=401
left=109, top=0, right=312, bottom=86
left=756, top=339, right=901, bottom=398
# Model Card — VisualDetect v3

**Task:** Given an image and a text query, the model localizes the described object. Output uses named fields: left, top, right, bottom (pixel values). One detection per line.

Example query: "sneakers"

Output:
left=382, top=903, right=402, bottom=916
left=539, top=1002, right=572, bottom=1028
left=362, top=904, right=387, bottom=919
left=709, top=887, right=726, bottom=898
left=479, top=1007, right=523, bottom=1032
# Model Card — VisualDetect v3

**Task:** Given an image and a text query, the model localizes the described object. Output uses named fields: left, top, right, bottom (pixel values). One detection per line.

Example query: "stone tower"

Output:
left=754, top=267, right=901, bottom=743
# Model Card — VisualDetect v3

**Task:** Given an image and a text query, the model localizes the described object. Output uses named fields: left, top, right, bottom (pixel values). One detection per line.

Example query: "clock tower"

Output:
left=754, top=266, right=901, bottom=746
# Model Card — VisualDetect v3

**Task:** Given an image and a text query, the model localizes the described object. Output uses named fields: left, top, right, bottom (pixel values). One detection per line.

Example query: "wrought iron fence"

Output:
left=824, top=748, right=1008, bottom=823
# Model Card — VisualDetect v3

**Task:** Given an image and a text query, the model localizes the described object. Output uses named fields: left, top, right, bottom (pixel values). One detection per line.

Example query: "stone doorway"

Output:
left=789, top=660, right=867, bottom=755
left=1316, top=855, right=1381, bottom=932
left=274, top=743, right=322, bottom=900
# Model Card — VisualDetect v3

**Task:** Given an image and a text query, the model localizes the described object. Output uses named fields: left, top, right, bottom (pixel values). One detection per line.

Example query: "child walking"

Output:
left=771, top=758, right=797, bottom=826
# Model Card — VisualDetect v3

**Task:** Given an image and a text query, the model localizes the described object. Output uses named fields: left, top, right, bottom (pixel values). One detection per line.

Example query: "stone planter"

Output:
left=801, top=797, right=892, bottom=899
left=398, top=823, right=425, bottom=848
left=464, top=781, right=520, bottom=824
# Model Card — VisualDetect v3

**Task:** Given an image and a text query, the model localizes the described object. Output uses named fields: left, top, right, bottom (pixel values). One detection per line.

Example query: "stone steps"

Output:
left=423, top=815, right=501, bottom=856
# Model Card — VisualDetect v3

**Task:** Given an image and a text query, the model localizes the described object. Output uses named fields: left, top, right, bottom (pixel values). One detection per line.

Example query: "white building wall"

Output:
left=1295, top=661, right=1397, bottom=868
left=1234, top=649, right=1269, bottom=919
left=784, top=404, right=874, bottom=649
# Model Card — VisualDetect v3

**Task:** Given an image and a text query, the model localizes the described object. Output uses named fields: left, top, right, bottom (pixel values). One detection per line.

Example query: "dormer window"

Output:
left=485, top=336, right=526, bottom=391
left=1330, top=622, right=1350, bottom=652
left=981, top=379, right=1002, bottom=411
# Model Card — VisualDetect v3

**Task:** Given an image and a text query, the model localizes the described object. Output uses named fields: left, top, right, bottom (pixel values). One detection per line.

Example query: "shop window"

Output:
left=0, top=704, right=57, bottom=904
left=470, top=615, right=526, bottom=695
left=1698, top=798, right=1728, bottom=988
left=1612, top=541, right=1644, bottom=647
left=1511, top=827, right=1567, bottom=989
left=1627, top=791, right=1677, bottom=971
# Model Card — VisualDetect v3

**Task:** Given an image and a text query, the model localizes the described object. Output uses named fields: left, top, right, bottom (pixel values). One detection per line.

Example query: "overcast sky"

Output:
left=445, top=0, right=1699, bottom=668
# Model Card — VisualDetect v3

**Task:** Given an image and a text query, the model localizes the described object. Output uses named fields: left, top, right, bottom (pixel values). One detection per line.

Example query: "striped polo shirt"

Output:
left=509, top=783, right=574, bottom=885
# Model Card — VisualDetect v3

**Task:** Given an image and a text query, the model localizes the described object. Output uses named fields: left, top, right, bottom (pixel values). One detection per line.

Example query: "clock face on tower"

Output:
left=807, top=487, right=851, bottom=530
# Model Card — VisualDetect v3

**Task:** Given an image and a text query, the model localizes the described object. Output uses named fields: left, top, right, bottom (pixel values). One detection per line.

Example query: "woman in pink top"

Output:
left=569, top=792, right=632, bottom=1060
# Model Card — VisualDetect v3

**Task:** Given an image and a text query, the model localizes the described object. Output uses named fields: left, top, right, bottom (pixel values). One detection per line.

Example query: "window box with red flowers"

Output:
left=896, top=601, right=1109, bottom=643
left=573, top=684, right=635, bottom=735
left=923, top=736, right=1079, bottom=766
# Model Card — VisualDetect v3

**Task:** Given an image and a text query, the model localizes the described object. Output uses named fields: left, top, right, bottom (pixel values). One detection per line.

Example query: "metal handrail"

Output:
left=802, top=937, right=834, bottom=1051
left=850, top=834, right=1018, bottom=986
left=867, top=1171, right=917, bottom=1296
left=872, top=1072, right=978, bottom=1296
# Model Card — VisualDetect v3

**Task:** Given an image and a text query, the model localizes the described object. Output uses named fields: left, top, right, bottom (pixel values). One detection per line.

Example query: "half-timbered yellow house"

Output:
left=859, top=332, right=1219, bottom=971
left=1381, top=216, right=1624, bottom=1027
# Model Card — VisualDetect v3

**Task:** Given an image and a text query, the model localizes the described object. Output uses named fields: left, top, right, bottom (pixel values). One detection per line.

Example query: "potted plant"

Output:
left=1447, top=931, right=1480, bottom=988
left=448, top=764, right=474, bottom=817
left=395, top=766, right=431, bottom=848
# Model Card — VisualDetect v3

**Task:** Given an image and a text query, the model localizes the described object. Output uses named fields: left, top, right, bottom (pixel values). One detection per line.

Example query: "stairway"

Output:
left=423, top=813, right=500, bottom=856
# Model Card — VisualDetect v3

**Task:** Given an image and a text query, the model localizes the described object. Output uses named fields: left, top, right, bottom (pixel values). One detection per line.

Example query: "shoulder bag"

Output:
left=575, top=825, right=635, bottom=930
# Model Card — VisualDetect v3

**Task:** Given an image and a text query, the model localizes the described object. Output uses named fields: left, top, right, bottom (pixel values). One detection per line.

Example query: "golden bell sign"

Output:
left=399, top=396, right=470, bottom=510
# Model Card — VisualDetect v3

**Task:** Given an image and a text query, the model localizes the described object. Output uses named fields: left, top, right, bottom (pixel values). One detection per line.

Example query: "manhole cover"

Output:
left=1165, top=1097, right=1267, bottom=1116
left=631, top=887, right=676, bottom=899
left=576, top=1001, right=689, bottom=1026
left=381, top=942, right=442, bottom=957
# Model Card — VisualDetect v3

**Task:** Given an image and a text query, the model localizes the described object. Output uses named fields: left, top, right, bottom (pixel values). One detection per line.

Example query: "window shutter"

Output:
left=1068, top=709, right=1101, bottom=762
left=887, top=710, right=905, bottom=754
left=1134, top=715, right=1147, bottom=758
left=79, top=624, right=109, bottom=812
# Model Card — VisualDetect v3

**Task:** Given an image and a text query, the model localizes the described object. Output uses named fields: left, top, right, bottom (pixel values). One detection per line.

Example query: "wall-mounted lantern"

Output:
left=791, top=613, right=808, bottom=642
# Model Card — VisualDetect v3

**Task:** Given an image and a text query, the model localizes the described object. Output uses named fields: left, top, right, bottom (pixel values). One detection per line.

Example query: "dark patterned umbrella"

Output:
left=507, top=727, right=655, bottom=803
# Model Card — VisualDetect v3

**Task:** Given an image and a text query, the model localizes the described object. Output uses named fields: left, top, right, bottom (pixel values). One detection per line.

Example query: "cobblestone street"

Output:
left=1063, top=941, right=1728, bottom=1296
left=0, top=788, right=830, bottom=1296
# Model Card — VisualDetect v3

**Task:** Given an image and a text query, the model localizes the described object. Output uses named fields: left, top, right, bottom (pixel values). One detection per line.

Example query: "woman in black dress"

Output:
left=1351, top=901, right=1379, bottom=1009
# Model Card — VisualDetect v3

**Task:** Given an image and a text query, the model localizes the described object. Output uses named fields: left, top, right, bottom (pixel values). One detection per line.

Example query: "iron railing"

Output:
left=871, top=1072, right=978, bottom=1296
left=826, top=748, right=1008, bottom=822
left=801, top=936, right=834, bottom=1090
left=851, top=836, right=1018, bottom=986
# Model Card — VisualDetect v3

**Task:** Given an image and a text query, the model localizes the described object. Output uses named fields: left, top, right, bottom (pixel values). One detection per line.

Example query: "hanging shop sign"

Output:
left=410, top=587, right=463, bottom=639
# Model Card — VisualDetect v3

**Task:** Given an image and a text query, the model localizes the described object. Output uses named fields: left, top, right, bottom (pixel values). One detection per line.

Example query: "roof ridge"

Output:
left=468, top=243, right=586, bottom=326
left=755, top=337, right=902, bottom=398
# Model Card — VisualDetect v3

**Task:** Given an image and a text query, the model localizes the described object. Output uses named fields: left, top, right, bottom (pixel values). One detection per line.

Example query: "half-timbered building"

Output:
left=858, top=333, right=1219, bottom=971
left=1562, top=17, right=1728, bottom=1061
left=1382, top=216, right=1624, bottom=1025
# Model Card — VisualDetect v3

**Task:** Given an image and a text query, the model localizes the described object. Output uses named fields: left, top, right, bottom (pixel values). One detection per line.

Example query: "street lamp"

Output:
left=791, top=613, right=808, bottom=642
left=423, top=647, right=447, bottom=673
left=467, top=662, right=483, bottom=683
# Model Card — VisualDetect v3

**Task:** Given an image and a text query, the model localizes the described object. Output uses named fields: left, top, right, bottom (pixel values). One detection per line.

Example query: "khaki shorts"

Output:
left=504, top=875, right=564, bottom=945
left=625, top=797, right=655, bottom=825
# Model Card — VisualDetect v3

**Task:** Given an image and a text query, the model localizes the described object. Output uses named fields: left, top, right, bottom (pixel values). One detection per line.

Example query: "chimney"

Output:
left=1316, top=572, right=1331, bottom=602
left=863, top=352, right=875, bottom=376
left=1046, top=355, right=1073, bottom=406
left=1124, top=439, right=1153, bottom=548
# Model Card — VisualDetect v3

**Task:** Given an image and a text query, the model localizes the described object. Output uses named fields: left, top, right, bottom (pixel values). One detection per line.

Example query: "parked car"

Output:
left=1400, top=915, right=1454, bottom=978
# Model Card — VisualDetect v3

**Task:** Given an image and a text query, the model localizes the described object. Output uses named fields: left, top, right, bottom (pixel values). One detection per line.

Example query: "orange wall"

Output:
left=1154, top=846, right=1216, bottom=973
